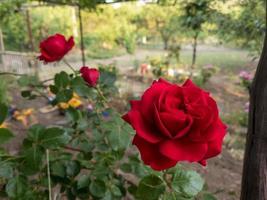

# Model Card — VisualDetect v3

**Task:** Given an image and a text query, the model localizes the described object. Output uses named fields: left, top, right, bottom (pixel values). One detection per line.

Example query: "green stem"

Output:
left=95, top=86, right=109, bottom=107
left=63, top=59, right=76, bottom=74
left=0, top=72, right=25, bottom=76
left=163, top=170, right=172, bottom=191
left=46, top=149, right=52, bottom=200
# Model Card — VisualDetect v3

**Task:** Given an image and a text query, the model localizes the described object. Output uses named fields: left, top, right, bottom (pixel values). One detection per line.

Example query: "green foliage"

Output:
left=172, top=170, right=204, bottom=198
left=0, top=77, right=13, bottom=105
left=0, top=103, right=8, bottom=125
left=214, top=0, right=265, bottom=54
left=0, top=129, right=14, bottom=145
left=136, top=175, right=165, bottom=200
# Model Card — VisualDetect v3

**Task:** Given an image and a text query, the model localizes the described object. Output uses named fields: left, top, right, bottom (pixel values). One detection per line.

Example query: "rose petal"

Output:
left=126, top=110, right=163, bottom=143
left=160, top=139, right=208, bottom=162
left=140, top=79, right=172, bottom=123
left=154, top=104, right=172, bottom=138
left=133, top=135, right=177, bottom=171
left=202, top=120, right=227, bottom=159
left=189, top=118, right=227, bottom=142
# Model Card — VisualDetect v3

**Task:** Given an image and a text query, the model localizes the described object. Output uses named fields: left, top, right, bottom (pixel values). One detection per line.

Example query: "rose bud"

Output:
left=38, top=33, right=75, bottom=63
left=122, top=78, right=227, bottom=171
left=80, top=66, right=100, bottom=87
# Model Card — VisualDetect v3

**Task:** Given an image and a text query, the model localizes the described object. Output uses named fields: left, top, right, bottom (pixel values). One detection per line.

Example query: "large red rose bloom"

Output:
left=122, top=78, right=227, bottom=171
left=38, top=33, right=74, bottom=63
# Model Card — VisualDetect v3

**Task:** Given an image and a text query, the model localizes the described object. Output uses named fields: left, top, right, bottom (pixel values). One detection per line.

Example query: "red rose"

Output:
left=38, top=34, right=74, bottom=63
left=80, top=66, right=100, bottom=87
left=122, top=78, right=227, bottom=171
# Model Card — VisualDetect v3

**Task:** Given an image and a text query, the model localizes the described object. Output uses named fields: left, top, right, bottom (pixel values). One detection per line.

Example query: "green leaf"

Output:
left=21, top=146, right=44, bottom=175
left=55, top=71, right=70, bottom=88
left=136, top=174, right=165, bottom=200
left=66, top=107, right=81, bottom=122
left=56, top=89, right=73, bottom=103
left=27, top=124, right=46, bottom=142
left=0, top=161, right=13, bottom=178
left=110, top=185, right=122, bottom=197
left=17, top=75, right=38, bottom=87
left=49, top=85, right=59, bottom=94
left=0, top=103, right=8, bottom=125
left=51, top=161, right=66, bottom=178
left=172, top=170, right=204, bottom=198
left=89, top=179, right=107, bottom=198
left=202, top=193, right=217, bottom=200
left=40, top=127, right=71, bottom=149
left=0, top=128, right=14, bottom=145
left=66, top=160, right=80, bottom=177
left=6, top=176, right=28, bottom=198
left=104, top=115, right=131, bottom=151
left=77, top=175, right=90, bottom=189
left=21, top=90, right=31, bottom=98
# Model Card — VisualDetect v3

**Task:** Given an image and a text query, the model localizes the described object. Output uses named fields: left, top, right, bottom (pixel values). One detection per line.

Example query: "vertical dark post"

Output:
left=0, top=28, right=4, bottom=66
left=78, top=6, right=86, bottom=66
left=240, top=3, right=267, bottom=199
left=191, top=32, right=199, bottom=70
left=26, top=9, right=38, bottom=78
left=26, top=9, right=34, bottom=52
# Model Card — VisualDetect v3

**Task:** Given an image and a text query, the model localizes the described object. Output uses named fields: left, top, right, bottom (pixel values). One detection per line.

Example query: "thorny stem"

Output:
left=63, top=59, right=77, bottom=74
left=163, top=170, right=172, bottom=191
left=95, top=86, right=109, bottom=108
left=46, top=149, right=52, bottom=200
left=63, top=146, right=82, bottom=152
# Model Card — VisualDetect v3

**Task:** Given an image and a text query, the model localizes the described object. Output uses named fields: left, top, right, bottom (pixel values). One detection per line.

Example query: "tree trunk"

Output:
left=78, top=6, right=86, bottom=66
left=240, top=4, right=267, bottom=199
left=191, top=32, right=198, bottom=70
left=0, top=28, right=4, bottom=66
left=163, top=38, right=169, bottom=50
left=25, top=9, right=39, bottom=78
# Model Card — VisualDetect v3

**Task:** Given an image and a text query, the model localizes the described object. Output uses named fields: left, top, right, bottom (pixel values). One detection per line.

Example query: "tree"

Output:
left=179, top=0, right=213, bottom=70
left=240, top=0, right=267, bottom=199
left=214, top=0, right=265, bottom=56
left=135, top=5, right=181, bottom=50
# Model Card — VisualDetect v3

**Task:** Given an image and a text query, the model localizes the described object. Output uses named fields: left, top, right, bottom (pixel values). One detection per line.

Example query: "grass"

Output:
left=179, top=49, right=251, bottom=70
left=86, top=47, right=126, bottom=60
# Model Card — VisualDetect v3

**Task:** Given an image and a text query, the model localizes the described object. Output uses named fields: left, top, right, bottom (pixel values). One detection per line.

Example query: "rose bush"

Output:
left=0, top=34, right=223, bottom=200
left=123, top=78, right=227, bottom=170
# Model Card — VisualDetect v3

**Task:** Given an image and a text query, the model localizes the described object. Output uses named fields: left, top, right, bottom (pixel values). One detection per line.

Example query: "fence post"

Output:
left=0, top=28, right=5, bottom=68
left=240, top=3, right=267, bottom=199
left=25, top=8, right=39, bottom=78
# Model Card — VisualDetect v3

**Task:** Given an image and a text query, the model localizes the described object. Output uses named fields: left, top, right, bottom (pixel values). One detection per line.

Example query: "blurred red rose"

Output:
left=122, top=78, right=227, bottom=171
left=80, top=66, right=100, bottom=87
left=38, top=34, right=74, bottom=63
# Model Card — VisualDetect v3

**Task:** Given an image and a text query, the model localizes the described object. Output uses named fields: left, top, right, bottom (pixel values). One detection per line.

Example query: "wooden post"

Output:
left=0, top=28, right=4, bottom=67
left=240, top=3, right=267, bottom=199
left=25, top=9, right=39, bottom=78
left=78, top=6, right=86, bottom=66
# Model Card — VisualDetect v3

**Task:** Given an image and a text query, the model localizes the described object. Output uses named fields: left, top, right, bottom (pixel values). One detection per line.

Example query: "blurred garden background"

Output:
left=0, top=0, right=265, bottom=199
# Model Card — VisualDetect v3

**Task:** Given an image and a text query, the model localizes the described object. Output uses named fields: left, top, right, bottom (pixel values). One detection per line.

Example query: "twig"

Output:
left=63, top=59, right=77, bottom=74
left=46, top=149, right=52, bottom=200
left=0, top=72, right=25, bottom=76
left=63, top=146, right=83, bottom=152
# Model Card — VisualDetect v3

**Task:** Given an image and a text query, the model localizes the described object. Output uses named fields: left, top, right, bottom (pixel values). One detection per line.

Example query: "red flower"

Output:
left=38, top=34, right=74, bottom=63
left=80, top=66, right=100, bottom=87
left=122, top=78, right=227, bottom=171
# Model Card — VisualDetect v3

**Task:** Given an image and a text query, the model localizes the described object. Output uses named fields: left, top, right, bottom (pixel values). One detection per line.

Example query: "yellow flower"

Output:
left=58, top=102, right=69, bottom=110
left=68, top=98, right=82, bottom=108
left=0, top=122, right=7, bottom=128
